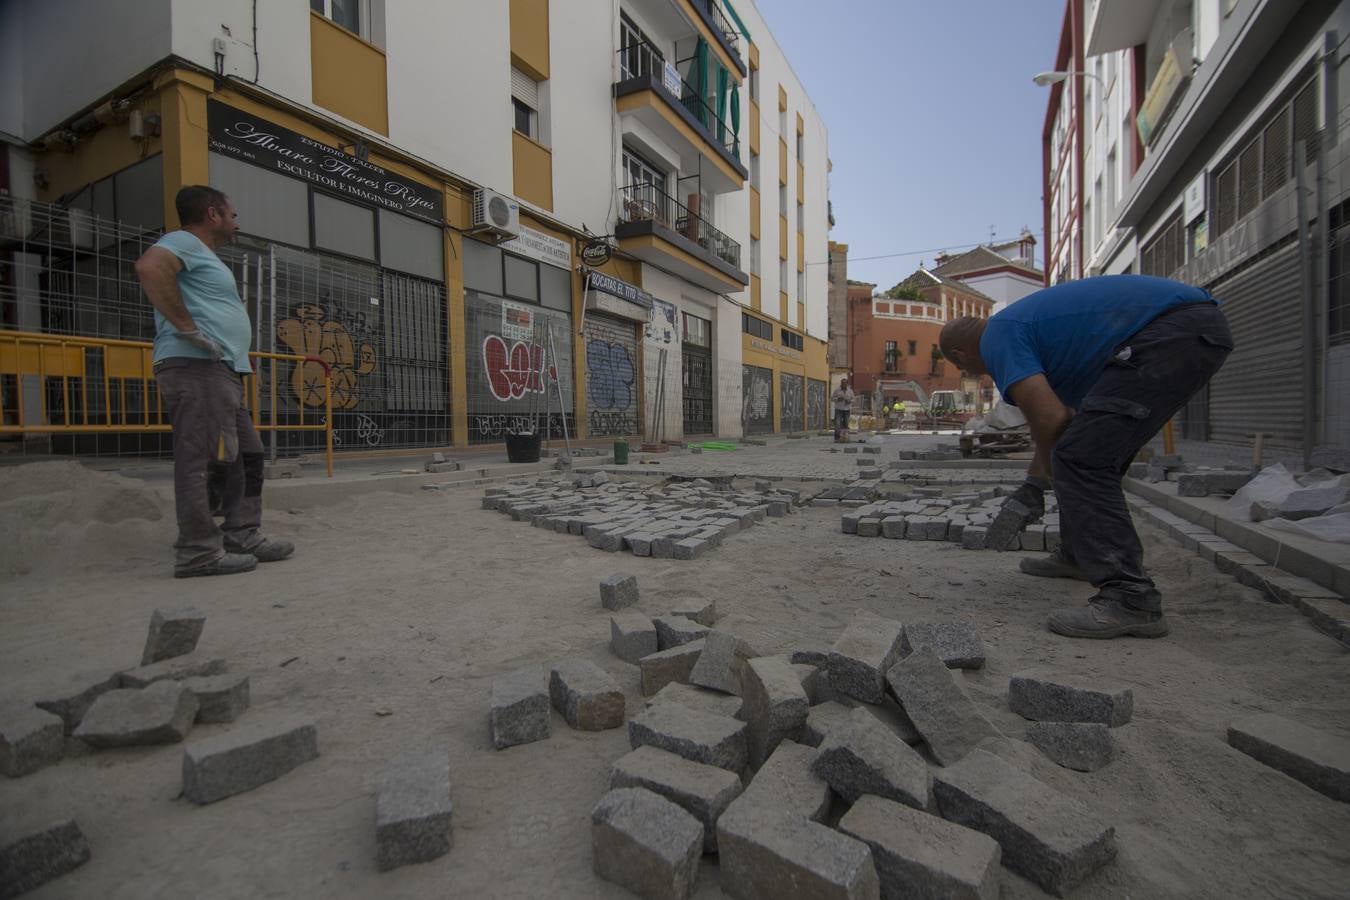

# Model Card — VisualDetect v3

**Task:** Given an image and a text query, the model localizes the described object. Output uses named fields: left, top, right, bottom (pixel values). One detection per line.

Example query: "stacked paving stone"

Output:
left=481, top=477, right=800, bottom=558
left=841, top=488, right=1062, bottom=551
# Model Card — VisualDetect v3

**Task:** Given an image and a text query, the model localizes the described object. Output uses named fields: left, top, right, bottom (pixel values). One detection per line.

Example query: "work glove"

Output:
left=1006, top=475, right=1051, bottom=522
left=178, top=328, right=224, bottom=362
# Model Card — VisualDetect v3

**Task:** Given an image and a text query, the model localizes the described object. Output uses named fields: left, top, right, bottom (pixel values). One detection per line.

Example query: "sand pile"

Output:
left=0, top=460, right=172, bottom=576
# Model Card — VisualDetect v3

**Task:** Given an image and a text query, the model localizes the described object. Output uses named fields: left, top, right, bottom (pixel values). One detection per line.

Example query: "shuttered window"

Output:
left=510, top=67, right=539, bottom=109
left=1141, top=212, right=1183, bottom=278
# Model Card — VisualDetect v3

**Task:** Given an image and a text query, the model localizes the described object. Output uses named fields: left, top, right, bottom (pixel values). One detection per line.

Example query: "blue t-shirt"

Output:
left=981, top=275, right=1215, bottom=409
left=151, top=231, right=253, bottom=374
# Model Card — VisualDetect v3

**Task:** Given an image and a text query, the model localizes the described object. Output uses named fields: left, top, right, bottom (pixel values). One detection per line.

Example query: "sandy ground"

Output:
left=2, top=459, right=1349, bottom=899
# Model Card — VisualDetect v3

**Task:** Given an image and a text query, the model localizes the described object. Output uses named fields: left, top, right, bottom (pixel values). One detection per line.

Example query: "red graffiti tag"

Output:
left=483, top=335, right=556, bottom=401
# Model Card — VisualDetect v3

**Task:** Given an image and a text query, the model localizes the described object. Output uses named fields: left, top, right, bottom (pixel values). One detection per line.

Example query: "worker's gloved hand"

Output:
left=1006, top=475, right=1051, bottom=522
left=178, top=328, right=224, bottom=362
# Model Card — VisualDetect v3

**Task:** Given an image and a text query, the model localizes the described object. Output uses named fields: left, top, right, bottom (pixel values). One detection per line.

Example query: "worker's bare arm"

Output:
left=1008, top=374, right=1073, bottom=481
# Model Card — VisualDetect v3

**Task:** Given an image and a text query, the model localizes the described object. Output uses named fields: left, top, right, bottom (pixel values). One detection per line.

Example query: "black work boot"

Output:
left=174, top=552, right=257, bottom=578
left=1019, top=548, right=1089, bottom=581
left=1047, top=587, right=1168, bottom=639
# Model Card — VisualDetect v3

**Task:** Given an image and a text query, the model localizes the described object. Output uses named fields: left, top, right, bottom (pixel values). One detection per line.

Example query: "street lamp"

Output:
left=1033, top=70, right=1105, bottom=87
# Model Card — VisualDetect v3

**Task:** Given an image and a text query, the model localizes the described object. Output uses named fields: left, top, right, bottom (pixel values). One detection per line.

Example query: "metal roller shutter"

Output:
left=1206, top=244, right=1304, bottom=447
left=779, top=373, right=803, bottom=433
left=743, top=365, right=773, bottom=434
left=583, top=312, right=640, bottom=437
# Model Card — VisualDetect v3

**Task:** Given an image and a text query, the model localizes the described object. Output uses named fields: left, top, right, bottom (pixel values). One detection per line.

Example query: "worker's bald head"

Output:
left=939, top=316, right=988, bottom=376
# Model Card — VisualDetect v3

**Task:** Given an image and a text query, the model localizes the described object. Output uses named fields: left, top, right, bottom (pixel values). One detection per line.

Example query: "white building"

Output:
left=0, top=0, right=832, bottom=451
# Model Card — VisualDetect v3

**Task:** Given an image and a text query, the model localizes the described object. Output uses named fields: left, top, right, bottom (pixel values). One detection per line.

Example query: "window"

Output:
left=619, top=13, right=662, bottom=81
left=796, top=271, right=804, bottom=301
left=796, top=130, right=804, bottom=161
left=779, top=182, right=786, bottom=211
left=779, top=259, right=787, bottom=290
left=623, top=148, right=665, bottom=191
left=742, top=312, right=772, bottom=339
left=907, top=340, right=917, bottom=355
left=884, top=341, right=898, bottom=371
left=1212, top=75, right=1319, bottom=240
left=750, top=66, right=760, bottom=102
left=749, top=238, right=760, bottom=275
left=511, top=67, right=542, bottom=141
left=750, top=152, right=760, bottom=186
left=684, top=312, right=711, bottom=347
left=311, top=0, right=364, bottom=36
left=796, top=201, right=804, bottom=232
left=1140, top=212, right=1184, bottom=277
left=503, top=253, right=539, bottom=302
left=929, top=344, right=943, bottom=376
left=780, top=328, right=803, bottom=351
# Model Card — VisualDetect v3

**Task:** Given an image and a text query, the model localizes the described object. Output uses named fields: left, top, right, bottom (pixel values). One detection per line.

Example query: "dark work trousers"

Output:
left=155, top=358, right=265, bottom=570
left=834, top=409, right=850, bottom=435
left=1052, top=303, right=1234, bottom=611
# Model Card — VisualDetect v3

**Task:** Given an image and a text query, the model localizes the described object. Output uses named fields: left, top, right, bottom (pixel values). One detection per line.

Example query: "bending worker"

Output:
left=939, top=275, right=1232, bottom=640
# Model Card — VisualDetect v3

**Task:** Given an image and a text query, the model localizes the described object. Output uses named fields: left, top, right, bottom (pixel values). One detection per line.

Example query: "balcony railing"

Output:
left=616, top=41, right=740, bottom=161
left=619, top=182, right=741, bottom=270
left=690, top=0, right=740, bottom=54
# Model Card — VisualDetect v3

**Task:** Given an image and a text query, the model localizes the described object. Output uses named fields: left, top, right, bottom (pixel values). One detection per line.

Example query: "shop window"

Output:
left=313, top=192, right=376, bottom=261
left=378, top=209, right=443, bottom=281
left=741, top=312, right=772, bottom=339
left=540, top=264, right=570, bottom=312
left=503, top=253, right=539, bottom=303
left=464, top=237, right=504, bottom=294
left=780, top=328, right=803, bottom=351
left=683, top=312, right=711, bottom=348
left=209, top=151, right=309, bottom=247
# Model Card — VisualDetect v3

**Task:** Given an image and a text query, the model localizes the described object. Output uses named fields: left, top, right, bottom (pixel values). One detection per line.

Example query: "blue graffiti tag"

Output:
left=586, top=340, right=635, bottom=412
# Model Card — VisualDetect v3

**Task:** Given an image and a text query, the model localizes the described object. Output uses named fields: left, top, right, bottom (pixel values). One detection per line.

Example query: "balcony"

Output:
left=614, top=41, right=748, bottom=195
left=686, top=0, right=745, bottom=75
left=616, top=183, right=748, bottom=292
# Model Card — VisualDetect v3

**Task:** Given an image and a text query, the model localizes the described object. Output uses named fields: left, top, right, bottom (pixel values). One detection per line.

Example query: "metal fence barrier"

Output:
left=0, top=330, right=334, bottom=476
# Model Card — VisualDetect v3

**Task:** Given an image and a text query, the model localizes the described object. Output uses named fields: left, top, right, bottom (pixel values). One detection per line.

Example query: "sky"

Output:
left=756, top=0, right=1066, bottom=292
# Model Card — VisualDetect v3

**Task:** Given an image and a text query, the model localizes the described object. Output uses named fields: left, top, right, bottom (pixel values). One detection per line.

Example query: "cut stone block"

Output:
left=118, top=653, right=226, bottom=689
left=730, top=739, right=831, bottom=822
left=182, top=716, right=319, bottom=804
left=491, top=666, right=551, bottom=749
left=717, top=801, right=880, bottom=900
left=610, top=611, right=658, bottom=664
left=866, top=699, right=923, bottom=747
left=645, top=682, right=743, bottom=719
left=933, top=749, right=1115, bottom=896
left=0, top=819, right=91, bottom=898
left=671, top=599, right=716, bottom=627
left=857, top=518, right=882, bottom=537
left=180, top=674, right=250, bottom=724
left=1008, top=671, right=1134, bottom=727
left=689, top=631, right=740, bottom=695
left=881, top=516, right=907, bottom=539
left=375, top=749, right=453, bottom=871
left=73, top=680, right=198, bottom=748
left=791, top=645, right=831, bottom=667
left=1020, top=525, right=1046, bottom=552
left=839, top=794, right=1001, bottom=900
left=900, top=622, right=985, bottom=669
left=628, top=702, right=747, bottom=774
left=549, top=659, right=624, bottom=731
left=673, top=538, right=709, bottom=560
left=655, top=616, right=709, bottom=650
left=810, top=706, right=930, bottom=809
left=961, top=527, right=988, bottom=550
left=1026, top=722, right=1116, bottom=773
left=1227, top=712, right=1350, bottom=803
left=140, top=606, right=207, bottom=665
left=601, top=574, right=640, bottom=610
left=1176, top=471, right=1252, bottom=497
left=639, top=640, right=706, bottom=696
left=592, top=787, right=703, bottom=900
left=609, top=746, right=743, bottom=854
left=0, top=704, right=64, bottom=778
left=801, top=700, right=858, bottom=748
left=34, top=672, right=119, bottom=734
left=885, top=649, right=999, bottom=767
left=741, top=656, right=810, bottom=768
left=828, top=616, right=905, bottom=704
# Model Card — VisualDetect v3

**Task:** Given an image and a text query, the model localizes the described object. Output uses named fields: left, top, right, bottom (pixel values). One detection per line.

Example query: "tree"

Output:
left=882, top=284, right=924, bottom=302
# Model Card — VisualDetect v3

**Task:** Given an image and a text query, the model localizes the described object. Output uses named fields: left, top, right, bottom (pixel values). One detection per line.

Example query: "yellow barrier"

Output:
left=0, top=331, right=333, bottom=477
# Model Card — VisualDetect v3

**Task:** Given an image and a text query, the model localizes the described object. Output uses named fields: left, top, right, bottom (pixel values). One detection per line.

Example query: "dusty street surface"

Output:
left=2, top=457, right=1349, bottom=899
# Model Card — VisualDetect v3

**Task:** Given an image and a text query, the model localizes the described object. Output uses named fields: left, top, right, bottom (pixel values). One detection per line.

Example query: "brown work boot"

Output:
left=1019, top=549, right=1089, bottom=581
left=1048, top=593, right=1169, bottom=639
left=174, top=552, right=257, bottom=578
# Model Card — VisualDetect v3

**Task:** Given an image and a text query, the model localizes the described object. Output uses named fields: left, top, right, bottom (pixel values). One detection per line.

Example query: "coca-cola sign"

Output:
left=207, top=101, right=443, bottom=224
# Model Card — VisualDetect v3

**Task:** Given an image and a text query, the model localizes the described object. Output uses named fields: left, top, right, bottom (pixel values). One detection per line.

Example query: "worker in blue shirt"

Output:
left=939, top=275, right=1233, bottom=639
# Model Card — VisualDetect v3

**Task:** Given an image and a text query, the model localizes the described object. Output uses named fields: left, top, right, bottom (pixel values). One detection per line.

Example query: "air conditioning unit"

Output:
left=471, top=189, right=520, bottom=240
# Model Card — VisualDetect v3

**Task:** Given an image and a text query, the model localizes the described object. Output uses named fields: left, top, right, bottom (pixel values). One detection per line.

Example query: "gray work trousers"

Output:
left=1053, top=302, right=1234, bottom=611
left=155, top=358, right=264, bottom=570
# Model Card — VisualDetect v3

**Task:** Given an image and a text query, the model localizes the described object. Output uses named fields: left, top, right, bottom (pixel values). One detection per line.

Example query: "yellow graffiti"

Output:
left=276, top=304, right=377, bottom=409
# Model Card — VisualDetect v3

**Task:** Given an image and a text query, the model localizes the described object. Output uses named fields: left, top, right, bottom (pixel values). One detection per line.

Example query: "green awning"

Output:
left=716, top=64, right=729, bottom=143
left=730, top=83, right=741, bottom=158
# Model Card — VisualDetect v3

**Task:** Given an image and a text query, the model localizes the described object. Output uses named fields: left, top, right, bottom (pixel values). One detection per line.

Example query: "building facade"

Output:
left=0, top=0, right=831, bottom=454
left=932, top=235, right=1044, bottom=313
left=1044, top=0, right=1350, bottom=460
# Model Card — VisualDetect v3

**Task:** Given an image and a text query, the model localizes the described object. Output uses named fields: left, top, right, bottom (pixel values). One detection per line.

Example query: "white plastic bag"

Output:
left=1224, top=463, right=1300, bottom=521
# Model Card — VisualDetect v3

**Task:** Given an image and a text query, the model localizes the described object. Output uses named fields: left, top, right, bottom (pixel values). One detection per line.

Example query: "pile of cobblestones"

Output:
left=841, top=487, right=1062, bottom=551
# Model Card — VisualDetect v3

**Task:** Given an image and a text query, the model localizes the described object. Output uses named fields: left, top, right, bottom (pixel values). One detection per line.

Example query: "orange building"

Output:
left=848, top=268, right=994, bottom=411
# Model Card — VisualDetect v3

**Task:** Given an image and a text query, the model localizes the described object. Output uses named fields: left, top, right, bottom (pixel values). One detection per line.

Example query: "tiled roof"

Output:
left=891, top=268, right=995, bottom=303
left=933, top=245, right=1043, bottom=279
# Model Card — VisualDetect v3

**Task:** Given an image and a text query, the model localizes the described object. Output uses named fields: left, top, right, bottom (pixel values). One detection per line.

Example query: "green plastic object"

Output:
left=613, top=440, right=629, bottom=464
left=696, top=441, right=739, bottom=451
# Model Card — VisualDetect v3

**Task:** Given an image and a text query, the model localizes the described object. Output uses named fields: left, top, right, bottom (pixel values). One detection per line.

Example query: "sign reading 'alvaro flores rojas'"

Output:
left=207, top=101, right=443, bottom=224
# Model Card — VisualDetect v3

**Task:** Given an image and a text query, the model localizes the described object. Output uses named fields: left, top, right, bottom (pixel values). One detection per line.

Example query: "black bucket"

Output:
left=505, top=432, right=543, bottom=463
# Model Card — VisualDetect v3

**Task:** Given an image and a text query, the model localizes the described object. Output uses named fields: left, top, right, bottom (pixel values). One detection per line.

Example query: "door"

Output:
left=682, top=343, right=713, bottom=435
left=742, top=364, right=773, bottom=434
left=779, top=372, right=804, bottom=433
left=584, top=311, right=640, bottom=437
left=806, top=378, right=827, bottom=431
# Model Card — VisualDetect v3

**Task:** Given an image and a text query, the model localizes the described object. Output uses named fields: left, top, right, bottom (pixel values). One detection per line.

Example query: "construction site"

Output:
left=2, top=430, right=1348, bottom=899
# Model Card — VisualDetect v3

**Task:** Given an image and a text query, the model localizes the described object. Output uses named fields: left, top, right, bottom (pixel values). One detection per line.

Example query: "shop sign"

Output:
left=581, top=239, right=612, bottom=267
left=207, top=101, right=443, bottom=224
left=501, top=300, right=536, bottom=341
left=585, top=270, right=655, bottom=309
left=502, top=225, right=573, bottom=270
left=1136, top=42, right=1186, bottom=147
left=1184, top=172, right=1206, bottom=224
left=749, top=337, right=801, bottom=361
left=662, top=61, right=683, bottom=97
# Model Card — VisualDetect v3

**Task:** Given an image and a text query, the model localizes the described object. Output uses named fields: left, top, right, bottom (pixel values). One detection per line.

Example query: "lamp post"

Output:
left=1032, top=70, right=1105, bottom=87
